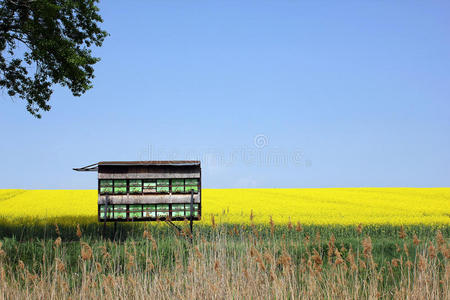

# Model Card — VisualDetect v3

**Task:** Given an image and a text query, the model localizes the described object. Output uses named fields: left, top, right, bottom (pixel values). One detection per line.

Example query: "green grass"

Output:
left=0, top=219, right=448, bottom=298
left=0, top=219, right=447, bottom=270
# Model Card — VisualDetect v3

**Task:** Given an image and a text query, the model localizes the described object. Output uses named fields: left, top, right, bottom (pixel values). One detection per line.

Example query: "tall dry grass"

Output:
left=0, top=224, right=448, bottom=299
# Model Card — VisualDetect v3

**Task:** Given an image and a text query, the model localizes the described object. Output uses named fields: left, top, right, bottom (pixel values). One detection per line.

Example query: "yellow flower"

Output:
left=0, top=188, right=448, bottom=226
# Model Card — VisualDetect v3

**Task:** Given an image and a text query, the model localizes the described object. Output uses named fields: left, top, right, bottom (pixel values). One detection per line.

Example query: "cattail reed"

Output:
left=362, top=236, right=372, bottom=258
left=311, top=249, right=323, bottom=271
left=334, top=248, right=344, bottom=266
left=399, top=226, right=407, bottom=239
left=233, top=225, right=239, bottom=236
left=403, top=242, right=409, bottom=257
left=428, top=243, right=437, bottom=259
left=304, top=234, right=310, bottom=244
left=194, top=246, right=203, bottom=259
left=95, top=262, right=102, bottom=273
left=296, top=222, right=303, bottom=232
left=356, top=223, right=363, bottom=235
left=18, top=260, right=25, bottom=270
left=211, top=214, right=216, bottom=228
left=55, top=223, right=61, bottom=236
left=81, top=242, right=93, bottom=261
left=214, top=260, right=220, bottom=274
left=56, top=258, right=65, bottom=272
left=391, top=258, right=400, bottom=268
left=76, top=224, right=82, bottom=239
left=347, top=247, right=357, bottom=272
left=269, top=216, right=274, bottom=235
left=413, top=234, right=420, bottom=246
left=327, top=234, right=336, bottom=264
left=315, top=231, right=321, bottom=245
left=0, top=242, right=5, bottom=258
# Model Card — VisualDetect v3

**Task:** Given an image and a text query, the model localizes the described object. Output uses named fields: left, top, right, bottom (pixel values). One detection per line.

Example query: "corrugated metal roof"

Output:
left=98, top=161, right=200, bottom=166
left=73, top=161, right=200, bottom=172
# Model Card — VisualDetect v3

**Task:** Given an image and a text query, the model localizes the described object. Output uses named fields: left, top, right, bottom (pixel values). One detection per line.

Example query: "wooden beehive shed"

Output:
left=74, top=161, right=201, bottom=222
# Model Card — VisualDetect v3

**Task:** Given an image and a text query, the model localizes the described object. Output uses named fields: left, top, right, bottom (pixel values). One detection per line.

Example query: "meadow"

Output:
left=0, top=188, right=448, bottom=299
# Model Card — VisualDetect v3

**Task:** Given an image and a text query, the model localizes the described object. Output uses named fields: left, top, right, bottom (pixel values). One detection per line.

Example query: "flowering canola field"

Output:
left=0, top=188, right=449, bottom=225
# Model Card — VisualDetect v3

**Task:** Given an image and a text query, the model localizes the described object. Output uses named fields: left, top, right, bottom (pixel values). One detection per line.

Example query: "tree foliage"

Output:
left=0, top=0, right=107, bottom=118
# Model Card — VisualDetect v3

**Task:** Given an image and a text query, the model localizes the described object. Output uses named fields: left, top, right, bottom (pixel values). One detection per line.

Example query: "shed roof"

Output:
left=73, top=161, right=201, bottom=172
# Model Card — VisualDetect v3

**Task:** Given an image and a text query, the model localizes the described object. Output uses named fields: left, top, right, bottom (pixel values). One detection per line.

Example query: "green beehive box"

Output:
left=157, top=204, right=169, bottom=217
left=114, top=205, right=127, bottom=219
left=172, top=203, right=184, bottom=210
left=129, top=186, right=142, bottom=193
left=114, top=180, right=127, bottom=194
left=99, top=205, right=113, bottom=219
left=185, top=185, right=198, bottom=193
left=172, top=179, right=184, bottom=185
left=100, top=187, right=113, bottom=194
left=171, top=179, right=184, bottom=193
left=143, top=180, right=156, bottom=187
left=129, top=205, right=142, bottom=218
left=143, top=180, right=156, bottom=193
left=156, top=179, right=169, bottom=193
left=114, top=187, right=127, bottom=194
left=185, top=204, right=199, bottom=217
left=172, top=204, right=185, bottom=217
left=185, top=179, right=198, bottom=193
left=100, top=179, right=113, bottom=187
left=100, top=180, right=113, bottom=194
left=156, top=186, right=169, bottom=193
left=114, top=179, right=127, bottom=186
left=143, top=204, right=156, bottom=218
left=185, top=179, right=198, bottom=185
left=129, top=179, right=142, bottom=186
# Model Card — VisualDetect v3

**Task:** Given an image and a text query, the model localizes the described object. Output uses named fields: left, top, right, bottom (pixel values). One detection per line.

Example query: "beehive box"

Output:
left=81, top=161, right=202, bottom=222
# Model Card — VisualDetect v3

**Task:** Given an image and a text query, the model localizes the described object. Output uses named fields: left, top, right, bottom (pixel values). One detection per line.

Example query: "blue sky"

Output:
left=1, top=0, right=449, bottom=189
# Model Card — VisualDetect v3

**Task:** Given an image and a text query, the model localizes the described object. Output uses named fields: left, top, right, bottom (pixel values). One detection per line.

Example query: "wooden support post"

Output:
left=103, top=194, right=109, bottom=237
left=190, top=189, right=194, bottom=238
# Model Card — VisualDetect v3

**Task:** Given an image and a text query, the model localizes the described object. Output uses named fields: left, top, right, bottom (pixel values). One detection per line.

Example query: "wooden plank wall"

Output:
left=98, top=194, right=201, bottom=205
left=98, top=165, right=201, bottom=179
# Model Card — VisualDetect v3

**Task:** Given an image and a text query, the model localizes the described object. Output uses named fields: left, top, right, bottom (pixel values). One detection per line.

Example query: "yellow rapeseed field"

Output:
left=0, top=188, right=449, bottom=225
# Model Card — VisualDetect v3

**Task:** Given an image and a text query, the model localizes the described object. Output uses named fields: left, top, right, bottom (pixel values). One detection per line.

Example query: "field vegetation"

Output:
left=1, top=188, right=449, bottom=225
left=0, top=188, right=448, bottom=299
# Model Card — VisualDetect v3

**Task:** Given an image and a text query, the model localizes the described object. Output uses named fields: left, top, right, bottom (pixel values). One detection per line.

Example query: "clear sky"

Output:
left=1, top=1, right=449, bottom=189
